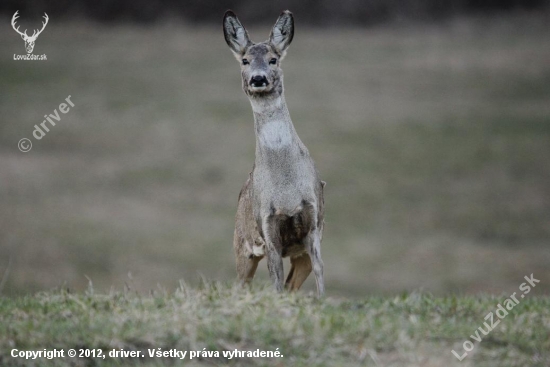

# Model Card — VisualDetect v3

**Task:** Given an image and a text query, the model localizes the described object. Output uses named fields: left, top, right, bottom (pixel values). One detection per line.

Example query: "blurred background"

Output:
left=1, top=0, right=549, bottom=297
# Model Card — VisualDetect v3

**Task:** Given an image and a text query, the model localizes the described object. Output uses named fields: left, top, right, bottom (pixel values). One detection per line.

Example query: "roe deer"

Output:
left=223, top=10, right=326, bottom=297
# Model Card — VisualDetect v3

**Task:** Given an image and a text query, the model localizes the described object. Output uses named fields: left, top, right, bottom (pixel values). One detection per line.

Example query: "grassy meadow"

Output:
left=1, top=284, right=549, bottom=367
left=0, top=12, right=549, bottom=299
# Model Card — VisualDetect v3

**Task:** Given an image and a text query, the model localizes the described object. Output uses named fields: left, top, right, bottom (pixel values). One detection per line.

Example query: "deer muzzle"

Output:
left=250, top=75, right=269, bottom=88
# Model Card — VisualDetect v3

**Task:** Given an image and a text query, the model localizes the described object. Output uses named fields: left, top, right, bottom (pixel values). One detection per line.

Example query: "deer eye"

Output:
left=242, top=59, right=249, bottom=65
left=269, top=58, right=277, bottom=65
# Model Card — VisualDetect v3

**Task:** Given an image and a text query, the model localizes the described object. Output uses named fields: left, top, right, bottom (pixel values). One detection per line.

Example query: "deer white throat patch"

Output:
left=259, top=119, right=293, bottom=149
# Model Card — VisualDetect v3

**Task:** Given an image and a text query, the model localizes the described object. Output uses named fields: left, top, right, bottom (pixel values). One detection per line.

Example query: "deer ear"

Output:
left=269, top=10, right=294, bottom=57
left=223, top=10, right=251, bottom=56
left=21, top=34, right=26, bottom=40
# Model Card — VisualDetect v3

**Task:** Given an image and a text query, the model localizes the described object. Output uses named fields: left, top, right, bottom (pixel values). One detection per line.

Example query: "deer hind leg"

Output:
left=236, top=251, right=262, bottom=285
left=234, top=231, right=263, bottom=285
left=285, top=254, right=312, bottom=291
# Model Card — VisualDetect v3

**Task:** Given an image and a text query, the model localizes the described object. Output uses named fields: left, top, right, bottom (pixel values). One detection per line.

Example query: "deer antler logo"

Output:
left=11, top=11, right=49, bottom=54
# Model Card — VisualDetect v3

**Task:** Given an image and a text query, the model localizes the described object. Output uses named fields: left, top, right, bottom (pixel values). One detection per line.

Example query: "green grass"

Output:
left=0, top=13, right=550, bottom=297
left=0, top=285, right=549, bottom=366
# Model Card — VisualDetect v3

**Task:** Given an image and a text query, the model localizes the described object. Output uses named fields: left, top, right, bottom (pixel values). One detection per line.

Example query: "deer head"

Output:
left=223, top=10, right=294, bottom=98
left=12, top=11, right=49, bottom=54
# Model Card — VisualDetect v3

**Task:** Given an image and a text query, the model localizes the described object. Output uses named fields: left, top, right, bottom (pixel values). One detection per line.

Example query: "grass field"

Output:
left=1, top=12, right=550, bottom=298
left=0, top=284, right=549, bottom=366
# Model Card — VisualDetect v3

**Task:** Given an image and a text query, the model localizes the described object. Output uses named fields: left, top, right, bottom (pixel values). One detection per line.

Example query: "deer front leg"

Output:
left=262, top=214, right=284, bottom=292
left=306, top=229, right=325, bottom=297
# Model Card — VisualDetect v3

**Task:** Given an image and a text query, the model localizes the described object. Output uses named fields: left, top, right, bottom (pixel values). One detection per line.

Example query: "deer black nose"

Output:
left=250, top=75, right=268, bottom=87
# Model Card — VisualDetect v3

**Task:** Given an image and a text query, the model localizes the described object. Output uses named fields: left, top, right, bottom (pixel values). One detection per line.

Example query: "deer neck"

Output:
left=249, top=93, right=301, bottom=157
